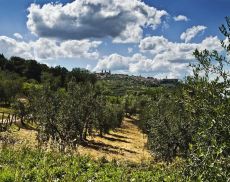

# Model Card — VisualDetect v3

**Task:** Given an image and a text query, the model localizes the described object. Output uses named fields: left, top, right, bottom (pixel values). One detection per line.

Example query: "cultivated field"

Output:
left=1, top=117, right=152, bottom=163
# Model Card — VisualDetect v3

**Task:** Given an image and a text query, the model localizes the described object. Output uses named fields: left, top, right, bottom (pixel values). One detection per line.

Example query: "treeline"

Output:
left=0, top=55, right=97, bottom=85
left=0, top=55, right=97, bottom=105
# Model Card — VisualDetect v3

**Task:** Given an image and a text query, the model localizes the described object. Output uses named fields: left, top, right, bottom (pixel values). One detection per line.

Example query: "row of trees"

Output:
left=0, top=55, right=127, bottom=151
left=23, top=82, right=124, bottom=150
left=138, top=17, right=230, bottom=181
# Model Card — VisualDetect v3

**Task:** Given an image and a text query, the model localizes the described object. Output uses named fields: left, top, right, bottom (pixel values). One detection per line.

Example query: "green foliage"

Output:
left=0, top=71, right=23, bottom=105
left=123, top=94, right=139, bottom=117
left=182, top=17, right=230, bottom=181
left=68, top=68, right=97, bottom=84
left=139, top=17, right=230, bottom=180
left=27, top=82, right=125, bottom=150
left=95, top=95, right=124, bottom=136
left=139, top=87, right=192, bottom=161
left=0, top=55, right=97, bottom=93
left=0, top=148, right=183, bottom=182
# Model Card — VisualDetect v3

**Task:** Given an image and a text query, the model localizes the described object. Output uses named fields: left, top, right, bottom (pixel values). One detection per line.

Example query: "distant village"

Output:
left=95, top=70, right=179, bottom=86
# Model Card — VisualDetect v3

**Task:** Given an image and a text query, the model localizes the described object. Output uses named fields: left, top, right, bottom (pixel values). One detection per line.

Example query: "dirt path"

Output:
left=78, top=117, right=152, bottom=163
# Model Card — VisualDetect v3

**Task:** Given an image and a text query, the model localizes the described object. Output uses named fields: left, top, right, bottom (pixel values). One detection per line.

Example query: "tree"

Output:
left=139, top=87, right=192, bottom=161
left=0, top=54, right=7, bottom=69
left=183, top=18, right=230, bottom=181
left=95, top=95, right=124, bottom=136
left=67, top=68, right=97, bottom=84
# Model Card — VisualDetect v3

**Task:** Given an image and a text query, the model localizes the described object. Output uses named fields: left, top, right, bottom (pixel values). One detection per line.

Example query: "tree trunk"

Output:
left=99, top=129, right=103, bottom=137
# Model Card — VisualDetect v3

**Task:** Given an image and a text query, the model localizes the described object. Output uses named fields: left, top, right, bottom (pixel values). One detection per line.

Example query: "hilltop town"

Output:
left=95, top=70, right=179, bottom=86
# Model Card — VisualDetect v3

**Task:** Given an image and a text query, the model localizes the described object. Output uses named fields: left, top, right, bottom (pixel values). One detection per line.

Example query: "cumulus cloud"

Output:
left=94, top=52, right=188, bottom=78
left=13, top=33, right=23, bottom=40
left=180, top=25, right=207, bottom=43
left=94, top=36, right=222, bottom=78
left=27, top=0, right=168, bottom=43
left=0, top=36, right=33, bottom=59
left=140, top=35, right=222, bottom=61
left=0, top=36, right=101, bottom=60
left=173, top=15, right=188, bottom=22
left=94, top=53, right=131, bottom=71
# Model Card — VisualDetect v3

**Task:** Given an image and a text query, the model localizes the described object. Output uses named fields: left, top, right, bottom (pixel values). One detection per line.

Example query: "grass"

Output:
left=78, top=117, right=152, bottom=163
left=0, top=116, right=185, bottom=181
left=0, top=107, right=14, bottom=114
left=0, top=147, right=184, bottom=182
left=0, top=107, right=15, bottom=120
left=2, top=117, right=151, bottom=163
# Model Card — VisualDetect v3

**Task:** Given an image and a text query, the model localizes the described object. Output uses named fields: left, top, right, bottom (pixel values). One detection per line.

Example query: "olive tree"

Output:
left=183, top=17, right=230, bottom=181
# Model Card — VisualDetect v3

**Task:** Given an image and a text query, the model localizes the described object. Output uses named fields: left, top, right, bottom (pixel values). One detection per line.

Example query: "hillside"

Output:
left=2, top=117, right=151, bottom=163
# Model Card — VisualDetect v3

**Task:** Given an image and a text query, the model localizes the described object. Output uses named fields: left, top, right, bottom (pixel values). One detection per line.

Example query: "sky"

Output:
left=0, top=0, right=229, bottom=78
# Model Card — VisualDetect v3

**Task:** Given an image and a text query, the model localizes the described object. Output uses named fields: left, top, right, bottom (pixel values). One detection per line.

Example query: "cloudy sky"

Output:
left=0, top=0, right=229, bottom=78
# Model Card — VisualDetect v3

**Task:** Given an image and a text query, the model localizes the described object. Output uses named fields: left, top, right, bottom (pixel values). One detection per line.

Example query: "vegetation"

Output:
left=1, top=18, right=230, bottom=181
left=0, top=55, right=97, bottom=105
left=139, top=87, right=192, bottom=161
left=139, top=17, right=230, bottom=181
left=0, top=147, right=183, bottom=182
left=24, top=82, right=124, bottom=150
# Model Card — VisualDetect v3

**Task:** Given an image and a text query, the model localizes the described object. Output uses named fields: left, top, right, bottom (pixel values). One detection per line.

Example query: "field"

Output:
left=0, top=116, right=183, bottom=181
left=78, top=117, right=151, bottom=162
left=1, top=117, right=151, bottom=163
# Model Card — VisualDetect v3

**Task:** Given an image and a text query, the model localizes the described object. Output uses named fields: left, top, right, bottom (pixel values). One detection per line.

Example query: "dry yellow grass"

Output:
left=78, top=117, right=152, bottom=163
left=0, top=107, right=14, bottom=113
left=12, top=128, right=38, bottom=148
left=0, top=107, right=14, bottom=119
left=0, top=127, right=37, bottom=148
left=1, top=117, right=152, bottom=163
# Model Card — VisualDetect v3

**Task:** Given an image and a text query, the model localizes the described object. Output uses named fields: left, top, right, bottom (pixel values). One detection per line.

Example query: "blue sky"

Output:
left=0, top=0, right=229, bottom=78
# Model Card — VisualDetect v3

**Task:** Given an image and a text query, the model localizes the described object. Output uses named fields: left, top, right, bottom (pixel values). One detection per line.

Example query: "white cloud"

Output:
left=0, top=36, right=101, bottom=60
left=140, top=35, right=222, bottom=61
left=0, top=36, right=33, bottom=59
left=139, top=36, right=169, bottom=54
left=27, top=0, right=168, bottom=43
left=94, top=53, right=131, bottom=71
left=180, top=25, right=207, bottom=43
left=94, top=52, right=188, bottom=78
left=94, top=35, right=222, bottom=78
left=13, top=33, right=23, bottom=40
left=86, top=64, right=92, bottom=70
left=173, top=15, right=188, bottom=22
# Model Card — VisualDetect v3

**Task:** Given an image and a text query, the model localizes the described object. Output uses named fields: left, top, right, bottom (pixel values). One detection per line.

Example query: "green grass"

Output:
left=0, top=147, right=184, bottom=182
